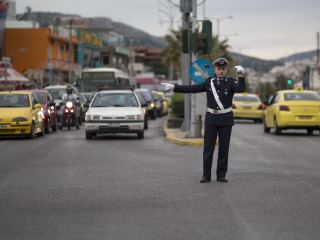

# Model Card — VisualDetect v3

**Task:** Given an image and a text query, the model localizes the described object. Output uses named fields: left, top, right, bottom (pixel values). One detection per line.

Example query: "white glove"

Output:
left=234, top=65, right=246, bottom=77
left=161, top=83, right=175, bottom=92
left=234, top=65, right=245, bottom=74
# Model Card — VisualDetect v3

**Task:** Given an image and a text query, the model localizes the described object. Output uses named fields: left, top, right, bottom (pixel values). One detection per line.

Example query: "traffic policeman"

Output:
left=162, top=57, right=246, bottom=183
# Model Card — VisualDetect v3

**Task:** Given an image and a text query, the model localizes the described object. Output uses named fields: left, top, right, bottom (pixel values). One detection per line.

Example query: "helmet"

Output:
left=66, top=85, right=73, bottom=94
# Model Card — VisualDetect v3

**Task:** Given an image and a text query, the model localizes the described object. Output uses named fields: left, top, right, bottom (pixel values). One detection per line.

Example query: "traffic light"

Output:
left=287, top=79, right=292, bottom=85
left=191, top=20, right=213, bottom=54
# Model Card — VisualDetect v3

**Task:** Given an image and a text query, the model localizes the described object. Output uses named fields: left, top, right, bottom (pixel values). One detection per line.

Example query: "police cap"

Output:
left=213, top=57, right=229, bottom=67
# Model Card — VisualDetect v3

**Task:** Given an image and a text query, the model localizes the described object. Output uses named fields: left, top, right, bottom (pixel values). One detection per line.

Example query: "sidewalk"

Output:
left=163, top=117, right=204, bottom=146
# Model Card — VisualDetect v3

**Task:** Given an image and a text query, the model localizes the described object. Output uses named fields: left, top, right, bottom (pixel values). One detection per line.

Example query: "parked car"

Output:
left=85, top=88, right=147, bottom=139
left=134, top=90, right=149, bottom=129
left=31, top=90, right=58, bottom=133
left=135, top=88, right=158, bottom=119
left=155, top=91, right=170, bottom=115
left=263, top=88, right=320, bottom=135
left=232, top=93, right=265, bottom=123
left=151, top=91, right=164, bottom=117
left=0, top=91, right=45, bottom=138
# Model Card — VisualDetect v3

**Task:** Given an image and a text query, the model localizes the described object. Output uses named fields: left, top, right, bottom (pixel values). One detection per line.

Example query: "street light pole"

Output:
left=190, top=0, right=199, bottom=137
left=212, top=15, right=233, bottom=38
left=68, top=18, right=73, bottom=84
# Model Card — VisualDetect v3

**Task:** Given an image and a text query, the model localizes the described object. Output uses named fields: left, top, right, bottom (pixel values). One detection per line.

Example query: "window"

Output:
left=284, top=92, right=320, bottom=101
left=0, top=94, right=30, bottom=108
left=91, top=93, right=139, bottom=108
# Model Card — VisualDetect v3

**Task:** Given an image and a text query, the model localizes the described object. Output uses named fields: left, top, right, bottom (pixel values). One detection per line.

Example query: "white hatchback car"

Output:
left=85, top=89, right=146, bottom=139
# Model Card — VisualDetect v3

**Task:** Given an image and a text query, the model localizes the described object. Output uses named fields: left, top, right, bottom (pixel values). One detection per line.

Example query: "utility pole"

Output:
left=189, top=0, right=200, bottom=137
left=180, top=0, right=192, bottom=131
left=68, top=18, right=73, bottom=84
left=317, top=32, right=320, bottom=67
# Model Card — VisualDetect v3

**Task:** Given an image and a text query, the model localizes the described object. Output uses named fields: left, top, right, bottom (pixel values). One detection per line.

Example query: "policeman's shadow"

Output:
left=86, top=134, right=145, bottom=141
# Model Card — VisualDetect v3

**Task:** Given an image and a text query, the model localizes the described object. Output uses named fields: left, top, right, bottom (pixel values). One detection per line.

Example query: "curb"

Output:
left=163, top=117, right=204, bottom=146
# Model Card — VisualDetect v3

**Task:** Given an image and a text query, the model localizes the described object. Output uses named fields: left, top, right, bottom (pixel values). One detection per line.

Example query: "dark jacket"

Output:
left=174, top=77, right=246, bottom=126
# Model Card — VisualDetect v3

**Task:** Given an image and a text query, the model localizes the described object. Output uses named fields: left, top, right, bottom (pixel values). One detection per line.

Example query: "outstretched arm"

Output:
left=174, top=81, right=206, bottom=93
left=161, top=81, right=206, bottom=94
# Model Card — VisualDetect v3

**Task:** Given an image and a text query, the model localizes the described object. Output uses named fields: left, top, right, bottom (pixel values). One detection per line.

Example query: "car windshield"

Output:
left=234, top=96, right=260, bottom=102
left=140, top=91, right=153, bottom=102
left=0, top=94, right=30, bottom=108
left=46, top=88, right=66, bottom=100
left=91, top=93, right=139, bottom=107
left=135, top=92, right=146, bottom=104
left=284, top=92, right=320, bottom=101
left=33, top=92, right=46, bottom=105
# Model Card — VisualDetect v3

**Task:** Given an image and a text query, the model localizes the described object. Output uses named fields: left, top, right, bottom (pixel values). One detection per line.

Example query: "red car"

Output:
left=32, top=90, right=58, bottom=133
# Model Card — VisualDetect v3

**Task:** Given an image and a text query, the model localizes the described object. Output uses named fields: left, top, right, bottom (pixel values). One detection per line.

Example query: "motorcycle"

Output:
left=60, top=101, right=80, bottom=130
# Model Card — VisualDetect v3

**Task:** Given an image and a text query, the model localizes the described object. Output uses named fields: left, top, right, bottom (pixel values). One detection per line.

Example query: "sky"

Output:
left=15, top=0, right=320, bottom=60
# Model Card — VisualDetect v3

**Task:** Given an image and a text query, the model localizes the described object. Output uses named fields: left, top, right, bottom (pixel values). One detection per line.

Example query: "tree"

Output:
left=274, top=74, right=290, bottom=90
left=162, top=29, right=181, bottom=80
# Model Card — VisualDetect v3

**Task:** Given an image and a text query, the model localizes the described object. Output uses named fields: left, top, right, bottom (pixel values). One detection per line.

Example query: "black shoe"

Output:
left=200, top=177, right=211, bottom=183
left=217, top=177, right=228, bottom=182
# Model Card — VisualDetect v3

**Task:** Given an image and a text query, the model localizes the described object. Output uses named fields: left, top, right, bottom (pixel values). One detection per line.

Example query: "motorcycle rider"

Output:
left=59, top=85, right=80, bottom=130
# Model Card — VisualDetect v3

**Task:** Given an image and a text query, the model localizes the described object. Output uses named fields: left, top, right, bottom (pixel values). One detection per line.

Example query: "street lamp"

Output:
left=68, top=18, right=74, bottom=84
left=212, top=15, right=233, bottom=38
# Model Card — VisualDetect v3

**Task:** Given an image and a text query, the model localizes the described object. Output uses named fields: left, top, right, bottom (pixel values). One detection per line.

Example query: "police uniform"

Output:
left=174, top=58, right=246, bottom=182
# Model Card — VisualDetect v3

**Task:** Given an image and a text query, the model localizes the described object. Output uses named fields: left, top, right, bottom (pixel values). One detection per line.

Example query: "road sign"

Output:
left=189, top=58, right=213, bottom=84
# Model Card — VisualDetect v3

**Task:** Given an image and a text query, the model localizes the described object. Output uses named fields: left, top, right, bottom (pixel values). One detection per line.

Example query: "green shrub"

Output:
left=171, top=93, right=184, bottom=118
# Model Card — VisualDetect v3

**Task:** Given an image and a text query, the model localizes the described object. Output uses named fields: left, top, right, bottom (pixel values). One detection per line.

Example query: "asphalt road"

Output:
left=0, top=118, right=320, bottom=240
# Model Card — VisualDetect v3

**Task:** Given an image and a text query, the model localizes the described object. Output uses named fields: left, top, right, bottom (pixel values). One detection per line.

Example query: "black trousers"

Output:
left=203, top=124, right=232, bottom=179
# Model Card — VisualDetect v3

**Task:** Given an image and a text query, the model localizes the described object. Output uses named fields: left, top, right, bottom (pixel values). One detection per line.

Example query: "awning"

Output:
left=0, top=68, right=30, bottom=82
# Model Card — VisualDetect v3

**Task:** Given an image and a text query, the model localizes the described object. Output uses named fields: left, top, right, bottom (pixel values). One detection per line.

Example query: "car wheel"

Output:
left=307, top=128, right=314, bottom=135
left=37, top=122, right=45, bottom=137
left=263, top=119, right=271, bottom=133
left=274, top=118, right=282, bottom=135
left=52, top=121, right=57, bottom=132
left=27, top=122, right=35, bottom=139
left=44, top=119, right=50, bottom=134
left=137, top=131, right=144, bottom=139
left=144, top=118, right=148, bottom=130
left=85, top=132, right=95, bottom=140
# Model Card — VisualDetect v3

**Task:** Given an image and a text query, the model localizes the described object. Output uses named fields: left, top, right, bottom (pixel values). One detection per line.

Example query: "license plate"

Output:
left=108, top=123, right=120, bottom=127
left=0, top=125, right=8, bottom=129
left=298, top=116, right=312, bottom=120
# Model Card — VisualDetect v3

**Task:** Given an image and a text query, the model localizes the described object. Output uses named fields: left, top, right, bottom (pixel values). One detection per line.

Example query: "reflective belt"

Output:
left=207, top=107, right=232, bottom=115
left=210, top=78, right=225, bottom=110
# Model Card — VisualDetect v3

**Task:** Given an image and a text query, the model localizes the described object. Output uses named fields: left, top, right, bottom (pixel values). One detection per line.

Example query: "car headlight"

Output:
left=127, top=114, right=143, bottom=120
left=150, top=103, right=155, bottom=108
left=12, top=117, right=28, bottom=122
left=85, top=114, right=92, bottom=121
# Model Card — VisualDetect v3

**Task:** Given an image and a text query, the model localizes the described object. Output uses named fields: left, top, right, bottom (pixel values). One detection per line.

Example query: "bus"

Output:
left=78, top=68, right=130, bottom=94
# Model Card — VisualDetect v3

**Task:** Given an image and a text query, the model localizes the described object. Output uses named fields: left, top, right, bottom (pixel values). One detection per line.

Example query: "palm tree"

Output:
left=162, top=29, right=181, bottom=80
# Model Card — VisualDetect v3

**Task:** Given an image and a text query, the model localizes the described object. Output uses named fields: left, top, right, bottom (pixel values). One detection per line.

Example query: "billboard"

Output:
left=0, top=0, right=9, bottom=19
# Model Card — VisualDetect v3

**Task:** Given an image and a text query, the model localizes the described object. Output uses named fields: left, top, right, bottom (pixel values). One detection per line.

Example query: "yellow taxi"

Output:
left=0, top=91, right=45, bottom=138
left=153, top=91, right=170, bottom=116
left=232, top=93, right=264, bottom=123
left=263, top=88, right=320, bottom=135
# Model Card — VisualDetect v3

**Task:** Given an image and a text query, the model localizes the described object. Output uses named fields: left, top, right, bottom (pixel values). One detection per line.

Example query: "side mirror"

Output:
left=84, top=103, right=90, bottom=108
left=34, top=103, right=42, bottom=109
